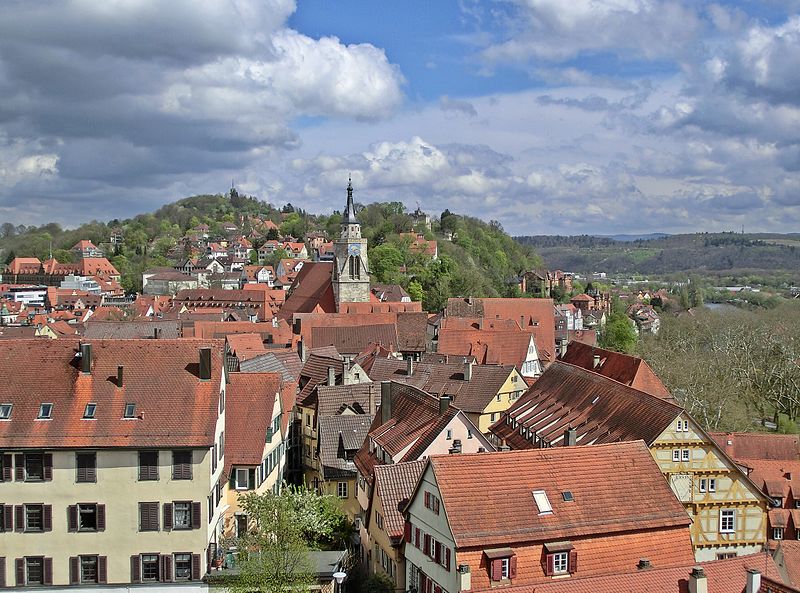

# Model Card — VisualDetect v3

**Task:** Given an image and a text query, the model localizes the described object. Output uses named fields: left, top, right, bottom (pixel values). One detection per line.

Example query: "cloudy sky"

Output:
left=1, top=0, right=799, bottom=235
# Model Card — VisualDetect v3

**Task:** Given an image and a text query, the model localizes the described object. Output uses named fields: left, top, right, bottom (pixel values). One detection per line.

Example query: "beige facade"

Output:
left=368, top=488, right=406, bottom=591
left=469, top=369, right=526, bottom=434
left=651, top=413, right=768, bottom=561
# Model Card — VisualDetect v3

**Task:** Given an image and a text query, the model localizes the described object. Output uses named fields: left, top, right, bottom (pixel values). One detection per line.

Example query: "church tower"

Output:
left=333, top=178, right=370, bottom=305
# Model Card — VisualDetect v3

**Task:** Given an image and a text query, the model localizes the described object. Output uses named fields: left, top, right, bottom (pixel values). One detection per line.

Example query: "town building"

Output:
left=333, top=179, right=370, bottom=305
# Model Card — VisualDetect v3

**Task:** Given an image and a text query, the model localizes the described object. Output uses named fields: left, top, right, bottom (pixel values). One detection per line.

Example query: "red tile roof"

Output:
left=438, top=327, right=534, bottom=369
left=0, top=339, right=224, bottom=448
left=311, top=323, right=398, bottom=354
left=226, top=333, right=267, bottom=360
left=224, top=372, right=282, bottom=474
left=187, top=320, right=293, bottom=346
left=372, top=459, right=426, bottom=542
left=710, top=432, right=800, bottom=461
left=560, top=341, right=673, bottom=400
left=278, top=262, right=336, bottom=319
left=777, top=540, right=800, bottom=587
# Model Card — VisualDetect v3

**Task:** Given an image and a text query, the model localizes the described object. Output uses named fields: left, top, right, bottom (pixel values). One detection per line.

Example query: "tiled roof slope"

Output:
left=373, top=459, right=426, bottom=541
left=318, top=414, right=373, bottom=480
left=437, top=328, right=534, bottom=370
left=489, top=361, right=682, bottom=448
left=710, top=432, right=800, bottom=461
left=293, top=311, right=427, bottom=353
left=297, top=351, right=344, bottom=407
left=777, top=541, right=800, bottom=587
left=528, top=552, right=789, bottom=593
left=560, top=341, right=673, bottom=399
left=278, top=262, right=336, bottom=319
left=430, top=441, right=691, bottom=548
left=368, top=358, right=515, bottom=413
left=84, top=320, right=182, bottom=339
left=186, top=319, right=293, bottom=346
left=311, top=323, right=398, bottom=354
left=224, top=372, right=282, bottom=474
left=226, top=333, right=266, bottom=360
left=0, top=338, right=224, bottom=448
left=317, top=383, right=380, bottom=417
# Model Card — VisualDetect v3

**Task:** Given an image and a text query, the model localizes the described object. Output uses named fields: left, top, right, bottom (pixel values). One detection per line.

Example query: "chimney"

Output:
left=153, top=327, right=159, bottom=339
left=293, top=318, right=301, bottom=334
left=80, top=343, right=92, bottom=374
left=344, top=356, right=351, bottom=372
left=449, top=439, right=462, bottom=454
left=407, top=358, right=414, bottom=376
left=745, top=569, right=761, bottom=593
left=499, top=438, right=511, bottom=452
left=439, top=396, right=451, bottom=416
left=272, top=316, right=279, bottom=328
left=593, top=354, right=601, bottom=369
left=520, top=315, right=525, bottom=328
left=199, top=347, right=212, bottom=381
left=636, top=558, right=651, bottom=570
left=327, top=366, right=336, bottom=386
left=297, top=337, right=305, bottom=362
left=563, top=426, right=577, bottom=446
left=688, top=567, right=707, bottom=593
left=457, top=565, right=471, bottom=591
left=380, top=381, right=392, bottom=425
left=464, top=359, right=473, bottom=382
left=117, top=365, right=124, bottom=388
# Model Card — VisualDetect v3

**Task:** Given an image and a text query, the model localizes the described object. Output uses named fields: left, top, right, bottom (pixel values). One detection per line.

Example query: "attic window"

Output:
left=562, top=491, right=574, bottom=502
left=591, top=395, right=600, bottom=405
left=38, top=403, right=53, bottom=420
left=532, top=490, right=553, bottom=515
left=83, top=403, right=97, bottom=419
left=124, top=403, right=136, bottom=418
left=0, top=403, right=12, bottom=420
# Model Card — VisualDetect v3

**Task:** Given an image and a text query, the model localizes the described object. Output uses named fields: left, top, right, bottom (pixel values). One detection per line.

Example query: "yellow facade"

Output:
left=367, top=483, right=406, bottom=591
left=474, top=368, right=526, bottom=433
left=651, top=413, right=768, bottom=561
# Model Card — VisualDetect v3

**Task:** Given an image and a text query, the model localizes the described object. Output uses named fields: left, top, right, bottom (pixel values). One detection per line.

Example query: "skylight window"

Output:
left=0, top=403, right=11, bottom=419
left=532, top=490, right=553, bottom=515
left=123, top=403, right=136, bottom=419
left=562, top=491, right=574, bottom=502
left=83, top=403, right=97, bottom=419
left=38, top=403, right=53, bottom=419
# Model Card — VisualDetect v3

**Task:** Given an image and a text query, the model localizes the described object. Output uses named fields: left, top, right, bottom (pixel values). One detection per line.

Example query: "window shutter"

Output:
left=43, top=505, right=52, bottom=531
left=192, top=502, right=202, bottom=529
left=14, top=506, right=23, bottom=532
left=15, top=558, right=24, bottom=586
left=423, top=533, right=430, bottom=556
left=44, top=557, right=53, bottom=585
left=510, top=556, right=517, bottom=578
left=68, top=505, right=78, bottom=532
left=192, top=554, right=201, bottom=580
left=161, top=555, right=172, bottom=582
left=3, top=504, right=13, bottom=531
left=0, top=557, right=5, bottom=588
left=163, top=503, right=173, bottom=531
left=43, top=453, right=53, bottom=481
left=97, top=504, right=106, bottom=531
left=249, top=468, right=256, bottom=489
left=424, top=491, right=430, bottom=508
left=130, top=556, right=141, bottom=583
left=15, top=454, right=23, bottom=481
left=445, top=548, right=451, bottom=571
left=545, top=553, right=555, bottom=576
left=414, top=527, right=420, bottom=548
left=2, top=453, right=11, bottom=481
left=568, top=550, right=578, bottom=573
left=404, top=521, right=412, bottom=543
left=434, top=541, right=441, bottom=563
left=98, top=556, right=107, bottom=584
left=491, top=559, right=502, bottom=581
left=69, top=557, right=79, bottom=585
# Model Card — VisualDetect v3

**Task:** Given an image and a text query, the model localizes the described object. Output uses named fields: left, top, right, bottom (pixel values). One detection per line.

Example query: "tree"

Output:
left=599, top=313, right=638, bottom=353
left=361, top=573, right=394, bottom=593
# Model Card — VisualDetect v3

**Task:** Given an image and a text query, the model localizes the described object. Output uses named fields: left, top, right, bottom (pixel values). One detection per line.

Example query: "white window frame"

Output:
left=681, top=449, right=690, bottom=462
left=0, top=403, right=12, bottom=420
left=501, top=557, right=510, bottom=579
left=37, top=403, right=53, bottom=420
left=337, top=481, right=348, bottom=499
left=708, top=478, right=716, bottom=492
left=533, top=490, right=553, bottom=515
left=235, top=468, right=249, bottom=490
left=672, top=450, right=680, bottom=462
left=774, top=527, right=785, bottom=540
left=553, top=552, right=569, bottom=575
left=720, top=509, right=736, bottom=533
left=699, top=478, right=707, bottom=493
left=446, top=429, right=452, bottom=440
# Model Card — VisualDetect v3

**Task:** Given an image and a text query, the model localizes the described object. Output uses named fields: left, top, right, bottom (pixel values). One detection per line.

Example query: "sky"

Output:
left=1, top=0, right=799, bottom=235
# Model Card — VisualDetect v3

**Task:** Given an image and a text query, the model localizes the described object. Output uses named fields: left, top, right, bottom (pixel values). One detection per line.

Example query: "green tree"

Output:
left=361, top=573, right=394, bottom=593
left=599, top=313, right=638, bottom=353
left=407, top=280, right=425, bottom=302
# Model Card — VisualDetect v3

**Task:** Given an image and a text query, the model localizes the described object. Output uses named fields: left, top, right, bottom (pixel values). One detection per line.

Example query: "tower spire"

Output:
left=343, top=174, right=358, bottom=224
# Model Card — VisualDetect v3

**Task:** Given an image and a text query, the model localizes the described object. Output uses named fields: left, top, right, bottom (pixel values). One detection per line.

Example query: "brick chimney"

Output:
left=380, top=381, right=392, bottom=425
left=199, top=347, right=212, bottom=381
left=464, top=359, right=473, bottom=382
left=117, top=365, right=124, bottom=388
left=327, top=366, right=336, bottom=386
left=688, top=567, right=707, bottom=593
left=407, top=358, right=414, bottom=377
left=563, top=426, right=577, bottom=447
left=80, top=343, right=92, bottom=374
left=439, top=396, right=451, bottom=416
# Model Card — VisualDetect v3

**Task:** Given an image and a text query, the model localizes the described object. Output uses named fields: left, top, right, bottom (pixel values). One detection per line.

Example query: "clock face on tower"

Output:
left=348, top=244, right=361, bottom=257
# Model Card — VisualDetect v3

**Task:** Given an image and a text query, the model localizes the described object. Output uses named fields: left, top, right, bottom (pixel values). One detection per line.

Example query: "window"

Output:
left=173, top=501, right=192, bottom=530
left=124, top=403, right=136, bottom=418
left=218, top=432, right=225, bottom=459
left=38, top=403, right=53, bottom=420
left=25, top=504, right=44, bottom=532
left=235, top=468, right=249, bottom=490
left=172, top=450, right=192, bottom=480
left=337, top=481, right=348, bottom=498
left=80, top=556, right=98, bottom=583
left=139, top=502, right=159, bottom=531
left=717, top=552, right=737, bottom=560
left=236, top=514, right=248, bottom=538
left=76, top=452, right=96, bottom=483
left=774, top=527, right=785, bottom=540
left=682, top=449, right=690, bottom=462
left=375, top=511, right=384, bottom=530
left=78, top=504, right=98, bottom=531
left=532, top=490, right=553, bottom=515
left=720, top=509, right=736, bottom=533
left=501, top=558, right=510, bottom=579
left=467, top=429, right=473, bottom=439
left=699, top=478, right=707, bottom=493
left=141, top=555, right=159, bottom=581
left=491, top=413, right=497, bottom=422
left=446, top=429, right=452, bottom=440
left=175, top=554, right=192, bottom=581
left=0, top=403, right=11, bottom=419
left=25, top=453, right=44, bottom=481
left=83, top=403, right=97, bottom=419
left=553, top=552, right=569, bottom=575
left=424, top=492, right=440, bottom=514
left=138, top=450, right=159, bottom=481
left=672, top=450, right=681, bottom=462
left=709, top=478, right=716, bottom=492
left=496, top=394, right=502, bottom=402
left=26, top=557, right=44, bottom=585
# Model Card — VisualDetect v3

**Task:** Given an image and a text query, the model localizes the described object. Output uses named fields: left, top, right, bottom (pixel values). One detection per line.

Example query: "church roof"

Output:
left=342, top=178, right=359, bottom=225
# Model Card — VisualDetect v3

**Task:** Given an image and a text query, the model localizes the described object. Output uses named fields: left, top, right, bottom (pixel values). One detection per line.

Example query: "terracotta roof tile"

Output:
left=311, top=323, right=398, bottom=354
left=373, top=459, right=426, bottom=541
left=710, top=432, right=800, bottom=461
left=84, top=320, right=182, bottom=339
left=278, top=262, right=336, bottom=318
left=318, top=414, right=373, bottom=480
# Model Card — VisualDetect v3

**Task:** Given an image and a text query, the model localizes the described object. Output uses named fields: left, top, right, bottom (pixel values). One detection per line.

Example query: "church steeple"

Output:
left=332, top=176, right=370, bottom=306
left=342, top=175, right=359, bottom=225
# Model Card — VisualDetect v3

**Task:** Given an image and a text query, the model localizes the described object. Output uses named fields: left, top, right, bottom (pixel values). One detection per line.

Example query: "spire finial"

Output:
left=343, top=174, right=358, bottom=225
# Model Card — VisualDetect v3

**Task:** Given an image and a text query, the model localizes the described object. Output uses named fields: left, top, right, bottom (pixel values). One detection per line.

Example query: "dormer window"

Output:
left=38, top=403, right=53, bottom=420
left=0, top=403, right=11, bottom=420
left=123, top=403, right=136, bottom=419
left=83, top=403, right=97, bottom=419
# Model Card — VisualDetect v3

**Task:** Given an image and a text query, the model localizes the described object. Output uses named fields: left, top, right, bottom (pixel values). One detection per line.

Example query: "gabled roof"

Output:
left=226, top=333, right=266, bottom=361
left=560, top=341, right=673, bottom=400
left=316, top=383, right=381, bottom=417
left=278, top=262, right=335, bottom=319
left=318, top=414, right=373, bottom=480
left=297, top=351, right=344, bottom=407
left=438, top=328, right=534, bottom=369
left=311, top=323, right=398, bottom=354
left=239, top=350, right=302, bottom=382
left=373, top=459, right=426, bottom=541
left=224, top=372, right=282, bottom=474
left=489, top=361, right=683, bottom=449
left=0, top=339, right=224, bottom=448
left=710, top=432, right=800, bottom=461
left=84, top=320, right=181, bottom=339
left=429, top=441, right=691, bottom=549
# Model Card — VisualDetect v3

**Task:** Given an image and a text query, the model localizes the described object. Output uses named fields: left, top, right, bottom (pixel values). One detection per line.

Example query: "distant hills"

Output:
left=515, top=232, right=800, bottom=281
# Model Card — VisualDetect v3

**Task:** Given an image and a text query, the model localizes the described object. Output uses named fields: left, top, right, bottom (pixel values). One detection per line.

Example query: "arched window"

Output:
left=348, top=255, right=361, bottom=279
